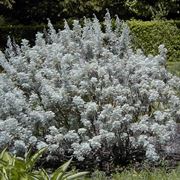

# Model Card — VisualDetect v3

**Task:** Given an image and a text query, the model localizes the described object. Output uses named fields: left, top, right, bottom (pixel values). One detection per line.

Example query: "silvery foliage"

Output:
left=0, top=11, right=179, bottom=163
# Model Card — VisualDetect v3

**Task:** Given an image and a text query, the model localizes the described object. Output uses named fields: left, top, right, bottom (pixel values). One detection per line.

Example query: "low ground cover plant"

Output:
left=0, top=11, right=179, bottom=171
left=0, top=147, right=88, bottom=179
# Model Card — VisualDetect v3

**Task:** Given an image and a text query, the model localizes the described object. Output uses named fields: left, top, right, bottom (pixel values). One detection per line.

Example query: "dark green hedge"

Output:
left=0, top=20, right=180, bottom=62
left=128, top=20, right=180, bottom=62
left=0, top=22, right=67, bottom=51
left=0, top=24, right=45, bottom=50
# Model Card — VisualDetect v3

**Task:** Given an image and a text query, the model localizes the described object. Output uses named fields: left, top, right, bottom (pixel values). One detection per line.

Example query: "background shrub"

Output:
left=0, top=0, right=179, bottom=25
left=0, top=20, right=180, bottom=62
left=0, top=24, right=45, bottom=51
left=128, top=20, right=180, bottom=62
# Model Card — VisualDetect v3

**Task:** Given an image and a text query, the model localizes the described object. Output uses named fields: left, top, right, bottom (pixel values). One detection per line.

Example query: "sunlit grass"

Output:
left=167, top=61, right=180, bottom=77
left=112, top=167, right=180, bottom=180
left=83, top=165, right=180, bottom=180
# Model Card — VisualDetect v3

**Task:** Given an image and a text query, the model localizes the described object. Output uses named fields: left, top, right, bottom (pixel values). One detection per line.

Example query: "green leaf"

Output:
left=26, top=172, right=42, bottom=180
left=0, top=148, right=8, bottom=159
left=24, top=148, right=32, bottom=163
left=26, top=147, right=47, bottom=171
left=51, top=158, right=72, bottom=180
left=0, top=170, right=8, bottom=180
left=0, top=159, right=8, bottom=166
left=51, top=169, right=63, bottom=180
left=1, top=167, right=9, bottom=180
left=1, top=151, right=13, bottom=165
left=60, top=158, right=72, bottom=173
left=14, top=157, right=26, bottom=171
left=66, top=172, right=89, bottom=180
left=58, top=171, right=74, bottom=179
left=38, top=169, right=50, bottom=180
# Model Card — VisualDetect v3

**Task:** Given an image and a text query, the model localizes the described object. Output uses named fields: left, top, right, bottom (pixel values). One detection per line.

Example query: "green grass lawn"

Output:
left=83, top=166, right=180, bottom=180
left=167, top=61, right=180, bottom=76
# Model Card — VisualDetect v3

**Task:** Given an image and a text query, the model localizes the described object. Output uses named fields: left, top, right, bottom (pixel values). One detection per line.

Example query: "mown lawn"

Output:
left=84, top=165, right=180, bottom=180
left=167, top=61, right=180, bottom=76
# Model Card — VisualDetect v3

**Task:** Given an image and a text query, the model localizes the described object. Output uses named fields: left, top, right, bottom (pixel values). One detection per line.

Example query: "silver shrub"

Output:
left=0, top=11, right=179, bottom=167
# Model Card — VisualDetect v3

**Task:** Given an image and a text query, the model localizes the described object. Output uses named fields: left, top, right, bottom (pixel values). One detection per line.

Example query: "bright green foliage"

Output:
left=0, top=148, right=88, bottom=180
left=128, top=20, right=180, bottom=62
left=125, top=0, right=179, bottom=20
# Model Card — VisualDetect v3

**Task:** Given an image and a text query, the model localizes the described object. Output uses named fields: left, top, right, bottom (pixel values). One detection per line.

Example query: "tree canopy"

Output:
left=0, top=0, right=179, bottom=24
left=0, top=0, right=15, bottom=8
